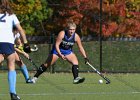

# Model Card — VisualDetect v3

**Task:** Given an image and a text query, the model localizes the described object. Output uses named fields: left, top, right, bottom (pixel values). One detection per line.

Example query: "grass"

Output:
left=0, top=72, right=140, bottom=100
left=1, top=41, right=140, bottom=72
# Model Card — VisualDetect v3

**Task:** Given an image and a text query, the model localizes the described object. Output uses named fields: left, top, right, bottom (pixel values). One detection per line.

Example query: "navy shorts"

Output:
left=51, top=47, right=72, bottom=56
left=0, top=42, right=15, bottom=55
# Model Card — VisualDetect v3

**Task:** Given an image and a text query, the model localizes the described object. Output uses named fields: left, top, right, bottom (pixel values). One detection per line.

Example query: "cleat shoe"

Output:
left=31, top=77, right=38, bottom=83
left=73, top=77, right=85, bottom=84
left=10, top=93, right=20, bottom=100
left=26, top=78, right=34, bottom=84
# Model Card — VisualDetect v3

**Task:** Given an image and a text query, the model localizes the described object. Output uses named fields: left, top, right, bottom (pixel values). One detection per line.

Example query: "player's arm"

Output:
left=75, top=33, right=88, bottom=59
left=15, top=37, right=22, bottom=46
left=15, top=24, right=31, bottom=53
left=15, top=36, right=29, bottom=59
left=15, top=24, right=27, bottom=44
left=55, top=31, right=66, bottom=60
left=15, top=47, right=29, bottom=59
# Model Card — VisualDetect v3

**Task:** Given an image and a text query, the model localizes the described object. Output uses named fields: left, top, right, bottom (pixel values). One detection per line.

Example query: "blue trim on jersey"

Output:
left=0, top=42, right=15, bottom=55
left=64, top=30, right=75, bottom=41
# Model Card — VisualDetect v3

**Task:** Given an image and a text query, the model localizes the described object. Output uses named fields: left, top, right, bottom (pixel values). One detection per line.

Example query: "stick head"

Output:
left=84, top=58, right=89, bottom=65
left=106, top=81, right=111, bottom=84
left=30, top=44, right=38, bottom=52
left=85, top=61, right=89, bottom=65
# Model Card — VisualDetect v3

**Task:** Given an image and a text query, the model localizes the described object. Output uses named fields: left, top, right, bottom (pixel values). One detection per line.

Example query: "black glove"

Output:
left=84, top=58, right=89, bottom=64
left=23, top=43, right=31, bottom=53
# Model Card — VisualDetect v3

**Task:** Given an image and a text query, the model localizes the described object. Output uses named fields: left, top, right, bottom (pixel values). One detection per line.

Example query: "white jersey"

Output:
left=0, top=13, right=20, bottom=44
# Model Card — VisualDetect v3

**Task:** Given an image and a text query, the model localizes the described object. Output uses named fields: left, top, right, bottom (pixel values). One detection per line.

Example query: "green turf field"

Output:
left=0, top=72, right=140, bottom=100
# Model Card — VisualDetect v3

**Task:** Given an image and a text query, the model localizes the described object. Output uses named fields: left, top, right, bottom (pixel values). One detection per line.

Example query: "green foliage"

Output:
left=49, top=0, right=140, bottom=37
left=11, top=0, right=53, bottom=35
left=10, top=0, right=139, bottom=36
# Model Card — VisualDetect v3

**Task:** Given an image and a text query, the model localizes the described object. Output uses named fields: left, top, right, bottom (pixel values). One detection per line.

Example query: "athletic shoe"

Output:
left=31, top=77, right=38, bottom=83
left=73, top=77, right=85, bottom=84
left=10, top=93, right=20, bottom=100
left=26, top=78, right=34, bottom=84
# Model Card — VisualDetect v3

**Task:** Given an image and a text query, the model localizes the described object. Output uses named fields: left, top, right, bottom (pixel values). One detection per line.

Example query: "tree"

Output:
left=11, top=0, right=53, bottom=35
left=49, top=0, right=140, bottom=38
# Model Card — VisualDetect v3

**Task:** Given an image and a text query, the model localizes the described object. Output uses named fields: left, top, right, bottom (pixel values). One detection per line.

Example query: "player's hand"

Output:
left=59, top=54, right=66, bottom=60
left=23, top=43, right=31, bottom=53
left=23, top=52, right=29, bottom=59
left=84, top=58, right=89, bottom=64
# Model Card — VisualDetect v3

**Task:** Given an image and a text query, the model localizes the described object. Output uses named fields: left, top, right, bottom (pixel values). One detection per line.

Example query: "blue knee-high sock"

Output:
left=20, top=64, right=29, bottom=81
left=8, top=70, right=16, bottom=94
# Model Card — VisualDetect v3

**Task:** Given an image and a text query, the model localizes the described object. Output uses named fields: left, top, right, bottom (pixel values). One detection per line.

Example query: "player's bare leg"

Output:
left=65, top=53, right=85, bottom=84
left=0, top=54, right=4, bottom=66
left=32, top=54, right=59, bottom=83
left=15, top=53, right=33, bottom=83
left=6, top=53, right=20, bottom=100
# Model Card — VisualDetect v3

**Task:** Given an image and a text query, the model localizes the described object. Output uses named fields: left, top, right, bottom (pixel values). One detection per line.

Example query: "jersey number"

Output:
left=0, top=14, right=6, bottom=22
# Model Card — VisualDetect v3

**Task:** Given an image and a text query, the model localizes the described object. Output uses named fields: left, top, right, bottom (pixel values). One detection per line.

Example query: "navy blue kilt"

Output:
left=0, top=42, right=15, bottom=55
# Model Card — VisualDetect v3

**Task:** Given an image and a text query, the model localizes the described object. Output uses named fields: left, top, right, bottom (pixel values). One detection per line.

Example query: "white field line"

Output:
left=0, top=91, right=140, bottom=96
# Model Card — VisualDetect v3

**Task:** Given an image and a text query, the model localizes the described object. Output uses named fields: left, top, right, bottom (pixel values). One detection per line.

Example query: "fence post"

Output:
left=99, top=0, right=103, bottom=72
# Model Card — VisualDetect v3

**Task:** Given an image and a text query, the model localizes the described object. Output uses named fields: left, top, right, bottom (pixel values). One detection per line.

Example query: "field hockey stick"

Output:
left=30, top=44, right=38, bottom=52
left=28, top=58, right=39, bottom=70
left=15, top=44, right=38, bottom=53
left=28, top=58, right=52, bottom=82
left=86, top=62, right=111, bottom=84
